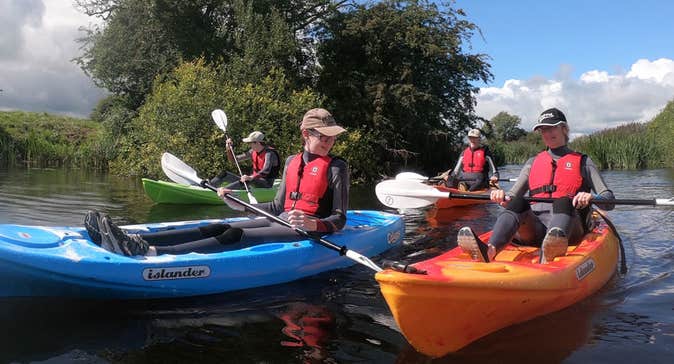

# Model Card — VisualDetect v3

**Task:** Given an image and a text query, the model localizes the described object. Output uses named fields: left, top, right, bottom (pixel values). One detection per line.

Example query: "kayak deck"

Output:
left=142, top=178, right=280, bottom=205
left=0, top=210, right=404, bottom=299
left=376, top=219, right=619, bottom=357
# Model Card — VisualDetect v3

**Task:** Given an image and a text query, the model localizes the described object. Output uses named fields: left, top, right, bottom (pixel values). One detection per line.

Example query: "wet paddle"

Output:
left=160, top=152, right=385, bottom=273
left=395, top=171, right=517, bottom=183
left=211, top=109, right=258, bottom=204
left=376, top=179, right=674, bottom=209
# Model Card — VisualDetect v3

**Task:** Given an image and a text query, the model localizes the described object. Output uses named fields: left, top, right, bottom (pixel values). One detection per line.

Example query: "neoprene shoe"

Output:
left=540, top=227, right=568, bottom=264
left=100, top=216, right=149, bottom=256
left=84, top=210, right=102, bottom=246
left=458, top=226, right=493, bottom=262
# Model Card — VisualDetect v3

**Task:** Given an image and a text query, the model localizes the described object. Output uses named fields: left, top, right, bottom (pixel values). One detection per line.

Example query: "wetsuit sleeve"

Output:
left=507, top=157, right=534, bottom=198
left=583, top=156, right=615, bottom=210
left=314, top=158, right=349, bottom=233
left=484, top=148, right=499, bottom=179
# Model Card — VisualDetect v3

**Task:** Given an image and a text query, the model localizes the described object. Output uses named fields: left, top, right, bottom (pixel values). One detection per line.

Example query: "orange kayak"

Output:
left=376, top=216, right=619, bottom=357
left=433, top=185, right=492, bottom=208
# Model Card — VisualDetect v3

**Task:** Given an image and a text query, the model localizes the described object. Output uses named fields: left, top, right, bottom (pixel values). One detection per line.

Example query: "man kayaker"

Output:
left=85, top=108, right=349, bottom=256
left=457, top=107, right=615, bottom=263
left=209, top=130, right=280, bottom=189
left=441, top=129, right=499, bottom=191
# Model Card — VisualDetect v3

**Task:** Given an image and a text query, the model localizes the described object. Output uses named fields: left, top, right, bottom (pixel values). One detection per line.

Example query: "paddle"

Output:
left=211, top=109, right=258, bottom=204
left=396, top=171, right=517, bottom=183
left=160, top=152, right=387, bottom=273
left=376, top=179, right=674, bottom=209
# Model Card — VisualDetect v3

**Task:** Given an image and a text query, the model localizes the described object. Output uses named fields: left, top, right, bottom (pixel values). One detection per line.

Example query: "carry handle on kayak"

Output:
left=161, top=152, right=425, bottom=274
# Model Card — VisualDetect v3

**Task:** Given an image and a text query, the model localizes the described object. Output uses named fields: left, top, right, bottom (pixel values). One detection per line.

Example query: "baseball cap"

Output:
left=300, top=108, right=346, bottom=136
left=533, top=108, right=567, bottom=131
left=467, top=129, right=481, bottom=138
left=242, top=131, right=265, bottom=143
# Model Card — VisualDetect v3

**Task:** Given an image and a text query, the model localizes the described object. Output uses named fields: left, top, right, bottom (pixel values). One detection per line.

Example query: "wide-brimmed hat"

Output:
left=300, top=108, right=346, bottom=137
left=242, top=131, right=264, bottom=143
left=467, top=129, right=481, bottom=138
left=533, top=108, right=567, bottom=130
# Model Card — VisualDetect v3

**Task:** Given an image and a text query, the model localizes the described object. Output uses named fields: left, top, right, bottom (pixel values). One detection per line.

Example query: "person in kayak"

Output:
left=457, top=107, right=615, bottom=263
left=84, top=108, right=349, bottom=257
left=209, top=130, right=280, bottom=189
left=440, top=129, right=499, bottom=191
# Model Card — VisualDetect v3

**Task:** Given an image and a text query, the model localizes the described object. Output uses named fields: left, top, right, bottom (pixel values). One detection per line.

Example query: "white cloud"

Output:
left=0, top=0, right=106, bottom=118
left=475, top=58, right=674, bottom=137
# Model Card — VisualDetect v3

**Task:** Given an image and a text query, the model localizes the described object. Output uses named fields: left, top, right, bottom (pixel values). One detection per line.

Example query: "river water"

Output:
left=0, top=165, right=673, bottom=363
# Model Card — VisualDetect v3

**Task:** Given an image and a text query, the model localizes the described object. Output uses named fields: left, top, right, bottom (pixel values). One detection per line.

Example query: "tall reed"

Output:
left=570, top=123, right=659, bottom=169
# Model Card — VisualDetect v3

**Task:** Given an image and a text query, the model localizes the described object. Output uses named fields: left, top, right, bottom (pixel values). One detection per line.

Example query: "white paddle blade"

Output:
left=211, top=109, right=228, bottom=132
left=345, top=250, right=383, bottom=272
left=395, top=172, right=429, bottom=182
left=375, top=179, right=448, bottom=209
left=656, top=198, right=674, bottom=206
left=247, top=192, right=258, bottom=204
left=161, top=152, right=202, bottom=186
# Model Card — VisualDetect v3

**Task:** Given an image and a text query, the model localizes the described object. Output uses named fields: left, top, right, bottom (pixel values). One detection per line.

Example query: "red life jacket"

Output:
left=528, top=151, right=584, bottom=198
left=283, top=153, right=332, bottom=215
left=462, top=146, right=486, bottom=173
left=251, top=147, right=280, bottom=179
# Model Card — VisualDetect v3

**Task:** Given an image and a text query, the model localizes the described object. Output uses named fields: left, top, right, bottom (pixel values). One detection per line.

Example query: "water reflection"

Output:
left=0, top=166, right=673, bottom=362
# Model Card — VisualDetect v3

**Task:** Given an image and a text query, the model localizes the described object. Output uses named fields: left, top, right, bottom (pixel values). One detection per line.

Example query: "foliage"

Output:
left=75, top=0, right=338, bottom=108
left=315, top=0, right=492, bottom=177
left=0, top=111, right=107, bottom=168
left=111, top=59, right=321, bottom=178
left=571, top=123, right=659, bottom=170
left=484, top=111, right=526, bottom=142
left=648, top=99, right=674, bottom=168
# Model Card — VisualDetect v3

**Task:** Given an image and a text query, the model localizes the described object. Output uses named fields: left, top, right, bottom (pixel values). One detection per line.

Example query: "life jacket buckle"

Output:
left=290, top=191, right=302, bottom=200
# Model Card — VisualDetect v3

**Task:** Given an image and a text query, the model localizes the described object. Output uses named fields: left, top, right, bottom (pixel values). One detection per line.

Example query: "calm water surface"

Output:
left=0, top=166, right=673, bottom=363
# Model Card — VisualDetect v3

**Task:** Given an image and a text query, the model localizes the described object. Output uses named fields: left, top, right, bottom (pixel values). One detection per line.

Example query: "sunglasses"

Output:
left=307, top=129, right=335, bottom=142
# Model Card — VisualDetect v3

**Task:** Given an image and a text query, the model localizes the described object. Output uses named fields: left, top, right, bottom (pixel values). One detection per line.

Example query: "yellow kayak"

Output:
left=376, top=213, right=619, bottom=357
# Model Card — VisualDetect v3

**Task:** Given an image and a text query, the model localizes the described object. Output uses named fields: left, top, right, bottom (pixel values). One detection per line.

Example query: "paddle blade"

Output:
left=247, top=192, right=258, bottom=204
left=375, top=179, right=448, bottom=209
left=211, top=109, right=228, bottom=132
left=395, top=172, right=429, bottom=182
left=161, top=152, right=203, bottom=186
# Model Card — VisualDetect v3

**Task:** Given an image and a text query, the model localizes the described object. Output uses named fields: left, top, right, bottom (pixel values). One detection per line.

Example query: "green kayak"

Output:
left=142, top=178, right=280, bottom=205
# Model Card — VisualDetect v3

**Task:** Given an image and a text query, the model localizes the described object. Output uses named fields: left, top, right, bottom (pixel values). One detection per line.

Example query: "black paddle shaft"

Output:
left=446, top=192, right=658, bottom=206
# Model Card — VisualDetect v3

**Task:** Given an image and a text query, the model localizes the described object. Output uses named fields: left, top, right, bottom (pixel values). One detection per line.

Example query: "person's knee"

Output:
left=505, top=196, right=530, bottom=213
left=199, top=223, right=230, bottom=237
left=552, top=197, right=574, bottom=216
left=215, top=227, right=243, bottom=245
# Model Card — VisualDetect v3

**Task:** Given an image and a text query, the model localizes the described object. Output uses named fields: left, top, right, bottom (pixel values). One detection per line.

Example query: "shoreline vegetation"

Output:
left=2, top=99, right=673, bottom=177
left=2, top=2, right=673, bottom=179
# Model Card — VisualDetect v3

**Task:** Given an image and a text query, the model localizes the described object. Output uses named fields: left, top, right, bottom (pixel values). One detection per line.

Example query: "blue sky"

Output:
left=453, top=0, right=674, bottom=136
left=1, top=0, right=673, bottom=137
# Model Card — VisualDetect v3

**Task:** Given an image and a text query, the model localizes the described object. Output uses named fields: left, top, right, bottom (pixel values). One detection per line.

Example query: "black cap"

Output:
left=533, top=108, right=567, bottom=131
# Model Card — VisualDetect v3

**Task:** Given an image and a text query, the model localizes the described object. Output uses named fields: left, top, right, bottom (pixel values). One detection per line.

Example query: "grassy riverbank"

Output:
left=0, top=111, right=110, bottom=169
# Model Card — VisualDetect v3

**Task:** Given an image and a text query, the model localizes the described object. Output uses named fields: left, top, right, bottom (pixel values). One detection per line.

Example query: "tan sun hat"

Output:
left=242, top=131, right=264, bottom=143
left=467, top=129, right=482, bottom=138
left=300, top=108, right=346, bottom=137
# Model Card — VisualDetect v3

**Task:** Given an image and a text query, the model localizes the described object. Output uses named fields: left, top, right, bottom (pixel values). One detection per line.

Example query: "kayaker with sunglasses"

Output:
left=84, top=108, right=349, bottom=256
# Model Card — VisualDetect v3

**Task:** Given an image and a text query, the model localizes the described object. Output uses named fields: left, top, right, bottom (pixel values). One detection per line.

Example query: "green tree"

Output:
left=487, top=111, right=526, bottom=142
left=316, top=0, right=492, bottom=177
left=111, top=59, right=321, bottom=178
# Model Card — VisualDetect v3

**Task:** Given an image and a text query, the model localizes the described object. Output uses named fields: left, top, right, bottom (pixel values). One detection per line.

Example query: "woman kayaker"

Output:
left=208, top=130, right=281, bottom=188
left=457, top=107, right=615, bottom=263
left=85, top=108, right=349, bottom=256
left=441, top=129, right=499, bottom=191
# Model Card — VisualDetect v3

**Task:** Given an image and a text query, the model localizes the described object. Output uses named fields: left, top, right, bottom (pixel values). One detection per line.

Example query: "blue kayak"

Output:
left=0, top=210, right=403, bottom=299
